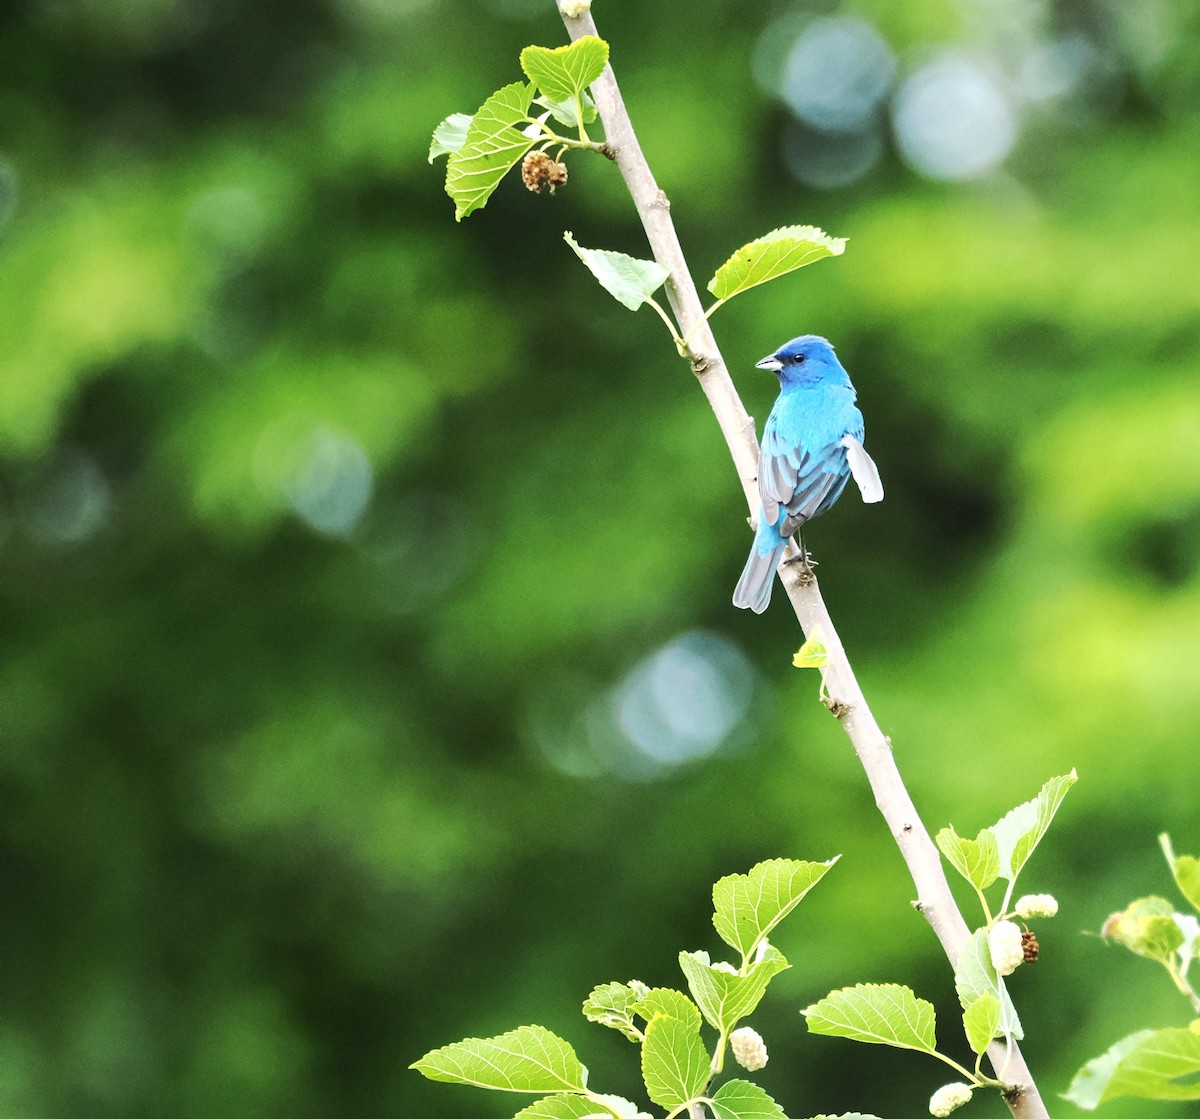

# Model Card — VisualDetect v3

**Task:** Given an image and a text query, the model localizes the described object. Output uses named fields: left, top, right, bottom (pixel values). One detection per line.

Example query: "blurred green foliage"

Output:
left=1, top=0, right=1198, bottom=1117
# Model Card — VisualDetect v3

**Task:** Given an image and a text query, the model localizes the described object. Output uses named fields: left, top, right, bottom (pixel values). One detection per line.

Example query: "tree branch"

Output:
left=555, top=5, right=1049, bottom=1116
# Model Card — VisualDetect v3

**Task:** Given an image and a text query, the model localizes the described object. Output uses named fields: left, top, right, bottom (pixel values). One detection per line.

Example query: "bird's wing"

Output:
left=759, top=425, right=847, bottom=535
left=841, top=435, right=884, bottom=503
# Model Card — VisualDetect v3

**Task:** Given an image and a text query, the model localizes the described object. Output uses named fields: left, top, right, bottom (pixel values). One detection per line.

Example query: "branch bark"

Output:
left=555, top=5, right=1050, bottom=1117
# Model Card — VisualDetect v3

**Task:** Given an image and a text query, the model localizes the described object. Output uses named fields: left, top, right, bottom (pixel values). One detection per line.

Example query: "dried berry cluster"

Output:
left=521, top=150, right=568, bottom=193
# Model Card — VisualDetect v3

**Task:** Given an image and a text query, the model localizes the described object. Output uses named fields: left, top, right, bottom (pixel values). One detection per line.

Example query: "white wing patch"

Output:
left=841, top=435, right=884, bottom=503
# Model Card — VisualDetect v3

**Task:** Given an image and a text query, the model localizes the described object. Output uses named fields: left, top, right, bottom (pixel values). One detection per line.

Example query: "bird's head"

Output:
left=755, top=335, right=850, bottom=388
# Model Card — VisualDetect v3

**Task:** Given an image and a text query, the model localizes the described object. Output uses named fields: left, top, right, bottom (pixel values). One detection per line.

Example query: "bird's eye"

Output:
left=793, top=353, right=805, bottom=364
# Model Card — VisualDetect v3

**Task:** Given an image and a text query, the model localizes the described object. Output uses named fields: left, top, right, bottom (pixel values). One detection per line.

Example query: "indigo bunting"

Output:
left=733, top=335, right=883, bottom=613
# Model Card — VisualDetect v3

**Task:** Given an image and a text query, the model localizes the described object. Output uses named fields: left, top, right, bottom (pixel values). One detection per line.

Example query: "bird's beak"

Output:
left=755, top=354, right=783, bottom=372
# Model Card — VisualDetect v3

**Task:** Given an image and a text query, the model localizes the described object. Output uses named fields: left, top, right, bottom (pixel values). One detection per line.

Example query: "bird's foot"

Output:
left=783, top=549, right=818, bottom=586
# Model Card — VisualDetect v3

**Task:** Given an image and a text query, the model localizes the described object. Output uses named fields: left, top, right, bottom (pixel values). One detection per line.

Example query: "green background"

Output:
left=1, top=0, right=1198, bottom=1116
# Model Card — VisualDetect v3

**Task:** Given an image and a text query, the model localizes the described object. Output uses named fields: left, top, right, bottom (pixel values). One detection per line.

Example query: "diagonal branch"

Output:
left=554, top=5, right=1049, bottom=1117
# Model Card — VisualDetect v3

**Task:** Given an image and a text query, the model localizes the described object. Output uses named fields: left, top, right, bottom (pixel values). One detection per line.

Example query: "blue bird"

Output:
left=733, top=335, right=883, bottom=613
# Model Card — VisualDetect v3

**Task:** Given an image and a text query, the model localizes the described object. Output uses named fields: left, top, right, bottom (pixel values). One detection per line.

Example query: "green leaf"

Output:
left=953, top=928, right=1023, bottom=1040
left=710, top=1079, right=789, bottom=1119
left=563, top=233, right=670, bottom=312
left=936, top=825, right=1000, bottom=891
left=445, top=82, right=537, bottom=221
left=520, top=37, right=610, bottom=102
left=806, top=1115, right=886, bottom=1119
left=583, top=1096, right=643, bottom=1119
left=1162, top=834, right=1200, bottom=915
left=802, top=984, right=937, bottom=1055
left=640, top=1013, right=709, bottom=1110
left=706, top=226, right=846, bottom=304
left=678, top=946, right=789, bottom=1033
left=514, top=1096, right=605, bottom=1119
left=712, top=857, right=837, bottom=958
left=962, top=992, right=1003, bottom=1056
left=633, top=987, right=702, bottom=1028
left=990, top=769, right=1077, bottom=882
left=429, top=113, right=473, bottom=162
left=1103, top=896, right=1187, bottom=962
left=535, top=93, right=598, bottom=128
left=792, top=633, right=829, bottom=670
left=410, top=1025, right=588, bottom=1092
left=583, top=981, right=647, bottom=1041
left=1064, top=1026, right=1200, bottom=1107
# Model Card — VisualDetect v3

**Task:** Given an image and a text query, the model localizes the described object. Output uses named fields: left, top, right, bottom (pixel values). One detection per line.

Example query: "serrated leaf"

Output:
left=991, top=770, right=1077, bottom=882
left=563, top=232, right=670, bottom=312
left=640, top=1013, right=709, bottom=1109
left=802, top=984, right=937, bottom=1054
left=445, top=82, right=537, bottom=221
left=535, top=92, right=598, bottom=128
left=633, top=988, right=701, bottom=1028
left=520, top=37, right=609, bottom=102
left=678, top=947, right=789, bottom=1033
left=582, top=1095, right=642, bottom=1119
left=1065, top=1027, right=1200, bottom=1107
left=514, top=1096, right=605, bottom=1119
left=710, top=1079, right=788, bottom=1119
left=411, top=1025, right=587, bottom=1092
left=712, top=858, right=837, bottom=958
left=1161, top=834, right=1200, bottom=915
left=936, top=825, right=1000, bottom=891
left=1103, top=896, right=1187, bottom=962
left=953, top=928, right=1023, bottom=1040
left=963, top=992, right=1003, bottom=1056
left=583, top=982, right=644, bottom=1041
left=429, top=113, right=473, bottom=162
left=792, top=634, right=829, bottom=670
left=707, top=226, right=846, bottom=304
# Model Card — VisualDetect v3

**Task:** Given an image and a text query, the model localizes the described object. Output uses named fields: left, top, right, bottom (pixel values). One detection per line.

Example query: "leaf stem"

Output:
left=575, top=91, right=590, bottom=143
left=998, top=879, right=1017, bottom=923
left=644, top=295, right=688, bottom=354
left=931, top=1048, right=989, bottom=1085
left=1166, top=958, right=1200, bottom=1014
left=680, top=298, right=725, bottom=350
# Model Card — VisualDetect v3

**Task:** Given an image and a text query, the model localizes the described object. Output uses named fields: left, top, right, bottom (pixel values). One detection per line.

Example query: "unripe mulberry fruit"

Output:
left=989, top=919, right=1025, bottom=976
left=730, top=1027, right=768, bottom=1071
left=929, top=1082, right=973, bottom=1116
left=1015, top=893, right=1059, bottom=919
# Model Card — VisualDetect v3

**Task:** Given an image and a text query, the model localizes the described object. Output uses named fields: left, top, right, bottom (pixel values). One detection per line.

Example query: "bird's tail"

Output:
left=732, top=524, right=788, bottom=614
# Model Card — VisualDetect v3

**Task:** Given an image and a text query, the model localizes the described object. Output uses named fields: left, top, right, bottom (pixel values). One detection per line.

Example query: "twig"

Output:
left=555, top=5, right=1050, bottom=1116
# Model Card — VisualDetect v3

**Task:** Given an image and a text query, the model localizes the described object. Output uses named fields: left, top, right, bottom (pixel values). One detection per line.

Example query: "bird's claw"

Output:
left=782, top=548, right=818, bottom=586
left=783, top=550, right=818, bottom=570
